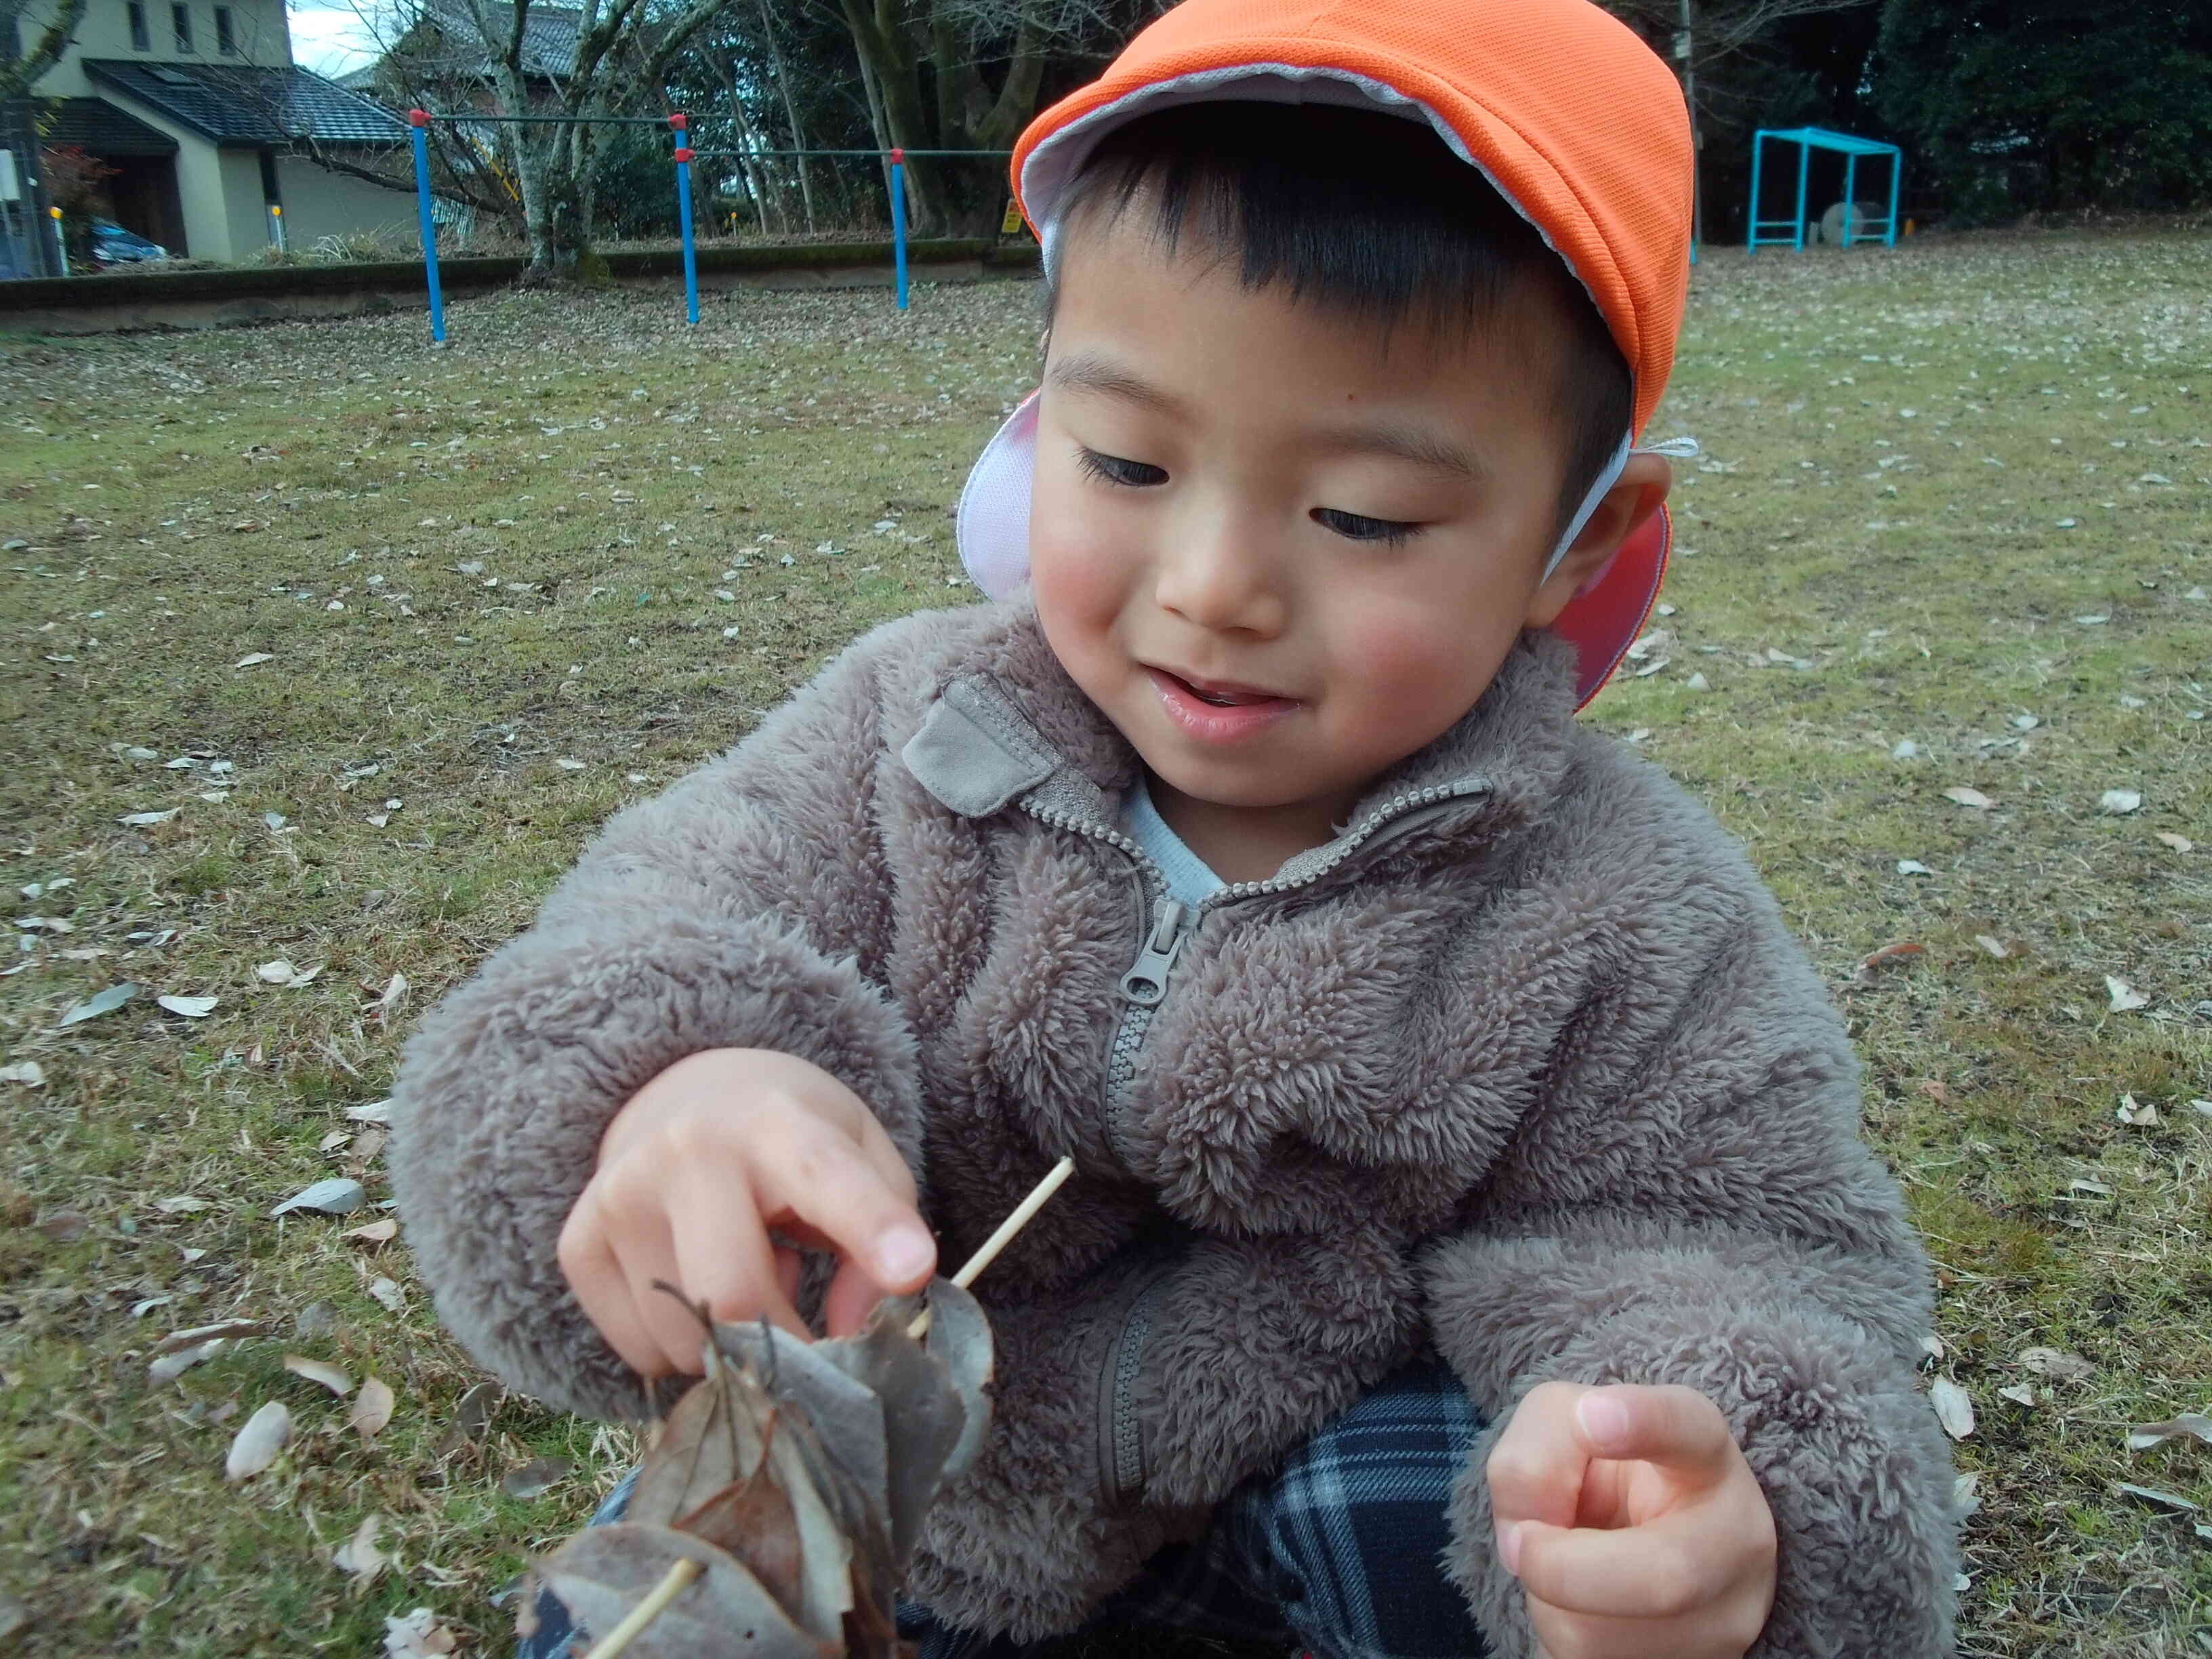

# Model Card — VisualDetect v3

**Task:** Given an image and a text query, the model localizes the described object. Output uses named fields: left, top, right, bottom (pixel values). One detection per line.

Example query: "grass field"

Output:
left=2, top=223, right=2208, bottom=1658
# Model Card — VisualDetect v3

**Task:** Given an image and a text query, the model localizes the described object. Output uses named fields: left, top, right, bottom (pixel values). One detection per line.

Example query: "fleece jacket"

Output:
left=388, top=596, right=1959, bottom=1656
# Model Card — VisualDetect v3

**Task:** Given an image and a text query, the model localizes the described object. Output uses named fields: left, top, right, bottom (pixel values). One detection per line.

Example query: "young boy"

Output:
left=391, top=1, right=1960, bottom=1654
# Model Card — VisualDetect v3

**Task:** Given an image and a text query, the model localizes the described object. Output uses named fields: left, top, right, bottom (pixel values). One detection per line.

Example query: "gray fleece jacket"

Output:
left=389, top=596, right=1958, bottom=1657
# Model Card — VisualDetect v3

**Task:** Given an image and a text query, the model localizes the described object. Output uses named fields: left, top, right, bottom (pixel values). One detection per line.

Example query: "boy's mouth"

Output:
left=1151, top=666, right=1292, bottom=707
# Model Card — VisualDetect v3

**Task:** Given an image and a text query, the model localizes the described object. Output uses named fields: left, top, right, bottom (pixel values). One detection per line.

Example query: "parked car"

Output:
left=91, top=219, right=167, bottom=266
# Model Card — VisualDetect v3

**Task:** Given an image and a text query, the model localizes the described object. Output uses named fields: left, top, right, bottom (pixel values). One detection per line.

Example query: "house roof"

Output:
left=41, top=96, right=180, bottom=157
left=82, top=60, right=410, bottom=146
left=419, top=0, right=579, bottom=79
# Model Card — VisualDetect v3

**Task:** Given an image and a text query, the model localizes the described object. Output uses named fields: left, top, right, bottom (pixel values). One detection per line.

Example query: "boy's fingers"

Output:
left=750, top=1116, right=936, bottom=1293
left=1526, top=1595, right=1753, bottom=1659
left=669, top=1173, right=810, bottom=1340
left=563, top=1223, right=682, bottom=1378
left=1488, top=1382, right=1593, bottom=1530
left=822, top=1256, right=894, bottom=1338
left=1573, top=1385, right=1736, bottom=1483
left=1511, top=1511, right=1733, bottom=1620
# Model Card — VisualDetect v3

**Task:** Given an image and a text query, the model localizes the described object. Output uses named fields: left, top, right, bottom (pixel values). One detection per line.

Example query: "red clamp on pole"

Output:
left=672, top=147, right=693, bottom=163
left=409, top=108, right=430, bottom=127
left=669, top=111, right=688, bottom=131
left=889, top=146, right=904, bottom=165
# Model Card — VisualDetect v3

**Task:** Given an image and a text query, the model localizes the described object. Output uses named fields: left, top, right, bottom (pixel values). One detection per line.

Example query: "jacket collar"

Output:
left=901, top=594, right=1583, bottom=867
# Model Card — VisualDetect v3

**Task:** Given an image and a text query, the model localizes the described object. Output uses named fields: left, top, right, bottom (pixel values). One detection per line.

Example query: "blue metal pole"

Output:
left=670, top=114, right=699, bottom=326
left=889, top=146, right=908, bottom=310
left=1843, top=153, right=1858, bottom=246
left=1747, top=131, right=1764, bottom=253
left=1887, top=150, right=1902, bottom=245
left=1793, top=136, right=1809, bottom=251
left=409, top=111, right=445, bottom=344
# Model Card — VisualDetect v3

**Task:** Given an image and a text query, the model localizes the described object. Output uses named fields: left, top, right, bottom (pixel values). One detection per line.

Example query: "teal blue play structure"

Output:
left=1747, top=127, right=1903, bottom=251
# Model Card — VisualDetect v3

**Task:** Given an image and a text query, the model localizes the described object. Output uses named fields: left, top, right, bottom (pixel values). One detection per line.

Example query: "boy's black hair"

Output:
left=1049, top=102, right=1635, bottom=548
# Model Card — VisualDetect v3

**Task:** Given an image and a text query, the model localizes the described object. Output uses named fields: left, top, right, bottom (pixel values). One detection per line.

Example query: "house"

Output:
left=5, top=0, right=416, bottom=266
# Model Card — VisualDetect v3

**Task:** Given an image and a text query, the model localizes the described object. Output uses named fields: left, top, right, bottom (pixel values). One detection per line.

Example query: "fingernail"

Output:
left=1497, top=1521, right=1523, bottom=1576
left=876, top=1227, right=934, bottom=1284
left=1578, top=1390, right=1631, bottom=1450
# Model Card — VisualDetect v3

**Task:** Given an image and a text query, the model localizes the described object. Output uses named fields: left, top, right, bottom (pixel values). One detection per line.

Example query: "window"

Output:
left=127, top=0, right=149, bottom=51
left=214, top=5, right=233, bottom=52
left=171, top=1, right=192, bottom=51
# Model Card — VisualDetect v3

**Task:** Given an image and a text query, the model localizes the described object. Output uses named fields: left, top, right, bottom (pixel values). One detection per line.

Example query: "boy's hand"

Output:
left=1488, top=1382, right=1778, bottom=1659
left=557, top=1047, right=935, bottom=1377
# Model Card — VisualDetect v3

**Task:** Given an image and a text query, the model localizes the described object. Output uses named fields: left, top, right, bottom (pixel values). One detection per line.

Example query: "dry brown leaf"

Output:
left=2106, top=976, right=2152, bottom=1012
left=350, top=1375, right=396, bottom=1441
left=155, top=1317, right=265, bottom=1355
left=1858, top=941, right=1927, bottom=978
left=1973, top=935, right=2009, bottom=958
left=2154, top=832, right=2193, bottom=853
left=1917, top=1080, right=1951, bottom=1104
left=2020, top=1347, right=2094, bottom=1383
left=502, top=1457, right=576, bottom=1499
left=344, top=1217, right=399, bottom=1246
left=2126, top=1412, right=2212, bottom=1452
left=1929, top=1376, right=1975, bottom=1440
left=1942, top=786, right=1995, bottom=810
left=225, top=1400, right=293, bottom=1480
left=283, top=1353, right=354, bottom=1397
left=334, top=1513, right=386, bottom=1585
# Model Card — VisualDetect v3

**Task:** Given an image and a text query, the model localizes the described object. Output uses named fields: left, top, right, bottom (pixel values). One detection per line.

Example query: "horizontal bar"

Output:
left=680, top=147, right=1013, bottom=159
left=417, top=112, right=674, bottom=126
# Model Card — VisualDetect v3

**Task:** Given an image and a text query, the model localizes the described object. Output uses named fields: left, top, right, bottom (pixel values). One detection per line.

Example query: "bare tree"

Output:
left=836, top=0, right=1151, bottom=235
left=1, top=0, right=91, bottom=105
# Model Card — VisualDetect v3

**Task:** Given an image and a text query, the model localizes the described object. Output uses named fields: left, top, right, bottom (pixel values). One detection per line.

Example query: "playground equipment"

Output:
left=406, top=112, right=1015, bottom=342
left=1747, top=127, right=1903, bottom=253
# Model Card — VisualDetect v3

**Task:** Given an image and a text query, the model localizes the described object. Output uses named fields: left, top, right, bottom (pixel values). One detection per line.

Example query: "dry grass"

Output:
left=1, top=224, right=2207, bottom=1657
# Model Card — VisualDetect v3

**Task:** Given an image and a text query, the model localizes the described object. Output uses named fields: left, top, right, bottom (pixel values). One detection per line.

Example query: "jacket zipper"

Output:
left=1023, top=775, right=1491, bottom=1504
left=1017, top=803, right=1189, bottom=1171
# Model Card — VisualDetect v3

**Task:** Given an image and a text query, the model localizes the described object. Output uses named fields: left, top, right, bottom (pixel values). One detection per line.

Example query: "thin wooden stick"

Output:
left=581, top=1153, right=1079, bottom=1659
left=907, top=1154, right=1076, bottom=1339
left=580, top=1557, right=703, bottom=1659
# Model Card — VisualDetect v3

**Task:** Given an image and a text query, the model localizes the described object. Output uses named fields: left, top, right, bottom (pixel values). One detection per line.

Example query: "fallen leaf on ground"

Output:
left=1974, top=935, right=2009, bottom=958
left=351, top=1375, right=396, bottom=1440
left=1942, top=786, right=1994, bottom=810
left=283, top=1354, right=354, bottom=1397
left=2020, top=1347, right=2094, bottom=1382
left=2112, top=1481, right=2199, bottom=1512
left=155, top=1317, right=264, bottom=1354
left=2098, top=790, right=2143, bottom=815
left=1929, top=1376, right=1975, bottom=1439
left=0, top=1060, right=46, bottom=1086
left=256, top=958, right=322, bottom=988
left=234, top=652, right=274, bottom=668
left=368, top=1277, right=406, bottom=1312
left=2126, top=1414, right=2212, bottom=1452
left=271, top=1178, right=368, bottom=1217
left=35, top=1210, right=89, bottom=1241
left=345, top=1098, right=394, bottom=1124
left=2067, top=1177, right=2114, bottom=1198
left=119, top=809, right=180, bottom=826
left=334, top=1513, right=386, bottom=1584
left=1998, top=1383, right=2038, bottom=1407
left=2116, top=1094, right=2160, bottom=1126
left=156, top=1194, right=209, bottom=1213
left=2106, top=976, right=2152, bottom=1012
left=382, top=1607, right=457, bottom=1658
left=225, top=1401, right=292, bottom=1480
left=2154, top=832, right=2192, bottom=853
left=344, top=1218, right=398, bottom=1246
left=1918, top=1080, right=1950, bottom=1103
left=58, top=983, right=139, bottom=1026
left=157, top=994, right=218, bottom=1018
left=148, top=1338, right=228, bottom=1382
left=502, top=1457, right=576, bottom=1499
left=1896, top=859, right=1936, bottom=876
left=1858, top=941, right=1926, bottom=977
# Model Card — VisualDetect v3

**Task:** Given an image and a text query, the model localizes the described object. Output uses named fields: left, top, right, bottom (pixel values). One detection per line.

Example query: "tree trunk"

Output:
left=756, top=0, right=817, bottom=232
left=840, top=0, right=953, bottom=234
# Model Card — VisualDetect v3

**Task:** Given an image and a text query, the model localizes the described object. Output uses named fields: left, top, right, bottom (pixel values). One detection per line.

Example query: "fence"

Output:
left=407, top=109, right=1015, bottom=342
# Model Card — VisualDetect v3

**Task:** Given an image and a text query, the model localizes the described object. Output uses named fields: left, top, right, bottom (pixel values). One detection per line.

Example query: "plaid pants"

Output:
left=518, top=1350, right=1492, bottom=1659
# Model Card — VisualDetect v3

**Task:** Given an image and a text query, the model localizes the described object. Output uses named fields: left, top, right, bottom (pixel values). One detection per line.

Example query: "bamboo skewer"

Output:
left=582, top=1153, right=1079, bottom=1659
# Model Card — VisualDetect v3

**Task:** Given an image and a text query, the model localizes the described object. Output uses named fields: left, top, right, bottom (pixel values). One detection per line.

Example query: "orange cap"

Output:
left=1012, top=0, right=1694, bottom=437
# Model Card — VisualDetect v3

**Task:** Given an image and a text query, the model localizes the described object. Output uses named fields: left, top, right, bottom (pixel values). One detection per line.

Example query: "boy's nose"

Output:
left=1152, top=515, right=1287, bottom=637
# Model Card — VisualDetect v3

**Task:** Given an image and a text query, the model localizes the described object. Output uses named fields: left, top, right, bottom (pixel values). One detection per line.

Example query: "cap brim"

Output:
left=955, top=389, right=1668, bottom=711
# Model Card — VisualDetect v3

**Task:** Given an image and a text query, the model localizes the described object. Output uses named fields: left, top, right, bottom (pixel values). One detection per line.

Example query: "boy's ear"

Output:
left=1523, top=453, right=1672, bottom=631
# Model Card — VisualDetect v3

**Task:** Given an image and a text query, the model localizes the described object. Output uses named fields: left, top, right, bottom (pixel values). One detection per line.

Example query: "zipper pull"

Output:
left=1118, top=899, right=1189, bottom=1006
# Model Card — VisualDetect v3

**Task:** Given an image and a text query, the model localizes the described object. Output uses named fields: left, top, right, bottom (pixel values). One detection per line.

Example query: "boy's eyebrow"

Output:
left=1048, top=350, right=1486, bottom=483
left=1046, top=350, right=1187, bottom=416
left=1315, top=417, right=1489, bottom=484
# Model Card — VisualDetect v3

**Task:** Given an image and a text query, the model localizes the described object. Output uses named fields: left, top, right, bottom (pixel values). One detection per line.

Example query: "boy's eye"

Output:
left=1077, top=448, right=1168, bottom=488
left=1312, top=506, right=1421, bottom=547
